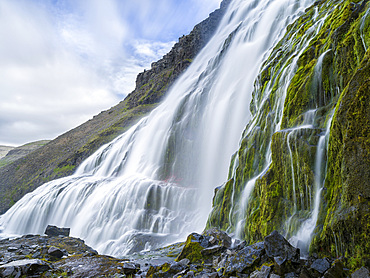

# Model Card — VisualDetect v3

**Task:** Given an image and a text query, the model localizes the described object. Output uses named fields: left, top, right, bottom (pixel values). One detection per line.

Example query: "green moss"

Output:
left=175, top=234, right=205, bottom=263
left=53, top=165, right=75, bottom=176
left=313, top=49, right=370, bottom=269
left=208, top=2, right=370, bottom=265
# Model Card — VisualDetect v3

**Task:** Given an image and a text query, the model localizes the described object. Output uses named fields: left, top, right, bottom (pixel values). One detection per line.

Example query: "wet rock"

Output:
left=147, top=261, right=187, bottom=278
left=179, top=258, right=190, bottom=266
left=264, top=231, right=300, bottom=264
left=0, top=259, right=51, bottom=277
left=201, top=245, right=223, bottom=256
left=44, top=225, right=70, bottom=237
left=6, top=246, right=18, bottom=252
left=311, top=258, right=330, bottom=274
left=250, top=265, right=271, bottom=278
left=323, top=259, right=346, bottom=278
left=48, top=246, right=64, bottom=258
left=203, top=228, right=232, bottom=248
left=284, top=272, right=298, bottom=278
left=176, top=233, right=210, bottom=263
left=201, top=272, right=219, bottom=278
left=351, top=267, right=370, bottom=278
left=223, top=241, right=265, bottom=276
left=122, top=262, right=140, bottom=275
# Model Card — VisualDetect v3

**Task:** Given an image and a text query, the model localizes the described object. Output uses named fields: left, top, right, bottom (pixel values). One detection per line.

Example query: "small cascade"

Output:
left=293, top=113, right=333, bottom=254
left=234, top=167, right=268, bottom=239
left=287, top=49, right=333, bottom=252
left=229, top=6, right=325, bottom=238
left=360, top=7, right=370, bottom=51
left=283, top=110, right=316, bottom=236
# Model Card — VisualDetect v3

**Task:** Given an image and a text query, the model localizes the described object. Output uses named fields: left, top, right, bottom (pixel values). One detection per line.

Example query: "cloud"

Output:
left=0, top=0, right=222, bottom=146
left=0, top=0, right=122, bottom=145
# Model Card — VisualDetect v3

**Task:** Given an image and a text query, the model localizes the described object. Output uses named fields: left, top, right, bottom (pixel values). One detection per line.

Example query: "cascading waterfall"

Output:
left=292, top=112, right=333, bottom=254
left=229, top=1, right=326, bottom=240
left=0, top=0, right=317, bottom=256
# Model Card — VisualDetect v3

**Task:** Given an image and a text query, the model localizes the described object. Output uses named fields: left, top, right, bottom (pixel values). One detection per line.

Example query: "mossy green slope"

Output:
left=313, top=49, right=370, bottom=269
left=208, top=0, right=370, bottom=268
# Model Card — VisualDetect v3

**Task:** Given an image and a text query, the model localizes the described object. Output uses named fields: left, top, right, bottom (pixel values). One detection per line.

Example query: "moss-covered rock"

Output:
left=208, top=0, right=370, bottom=269
left=313, top=48, right=370, bottom=270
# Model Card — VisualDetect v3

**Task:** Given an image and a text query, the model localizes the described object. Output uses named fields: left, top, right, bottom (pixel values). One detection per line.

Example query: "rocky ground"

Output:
left=0, top=226, right=369, bottom=278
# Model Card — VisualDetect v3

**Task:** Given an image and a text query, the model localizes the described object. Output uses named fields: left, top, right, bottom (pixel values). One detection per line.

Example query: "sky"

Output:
left=0, top=0, right=222, bottom=146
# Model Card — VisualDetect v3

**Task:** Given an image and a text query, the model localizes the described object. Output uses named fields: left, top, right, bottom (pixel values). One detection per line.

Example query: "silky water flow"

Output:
left=0, top=0, right=316, bottom=257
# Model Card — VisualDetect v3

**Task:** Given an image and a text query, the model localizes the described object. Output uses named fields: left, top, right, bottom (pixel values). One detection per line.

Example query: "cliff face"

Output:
left=207, top=0, right=370, bottom=269
left=0, top=0, right=231, bottom=214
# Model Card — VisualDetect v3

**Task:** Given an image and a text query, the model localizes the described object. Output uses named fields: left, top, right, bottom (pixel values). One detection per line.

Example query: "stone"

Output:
left=44, top=225, right=70, bottom=237
left=201, top=245, right=223, bottom=256
left=323, top=259, right=346, bottom=278
left=7, top=247, right=18, bottom=252
left=201, top=273, right=219, bottom=278
left=311, top=258, right=330, bottom=274
left=176, top=233, right=210, bottom=263
left=48, top=246, right=64, bottom=258
left=270, top=275, right=281, bottom=278
left=178, top=258, right=190, bottom=266
left=203, top=228, right=232, bottom=248
left=264, top=231, right=300, bottom=264
left=169, top=261, right=186, bottom=273
left=0, top=259, right=51, bottom=277
left=223, top=241, right=265, bottom=275
left=250, top=265, right=271, bottom=278
left=351, top=267, right=370, bottom=278
left=122, top=262, right=140, bottom=275
left=284, top=272, right=298, bottom=278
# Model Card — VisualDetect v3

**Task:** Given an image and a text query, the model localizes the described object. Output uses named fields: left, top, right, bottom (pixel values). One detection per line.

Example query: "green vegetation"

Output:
left=207, top=0, right=370, bottom=269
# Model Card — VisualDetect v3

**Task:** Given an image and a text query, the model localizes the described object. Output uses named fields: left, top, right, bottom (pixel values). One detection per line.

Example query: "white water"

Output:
left=0, top=0, right=316, bottom=256
left=290, top=50, right=333, bottom=252
left=293, top=113, right=333, bottom=254
left=230, top=1, right=321, bottom=239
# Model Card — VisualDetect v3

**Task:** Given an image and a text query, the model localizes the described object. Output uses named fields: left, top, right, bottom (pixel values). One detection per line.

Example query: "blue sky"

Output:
left=0, top=0, right=221, bottom=146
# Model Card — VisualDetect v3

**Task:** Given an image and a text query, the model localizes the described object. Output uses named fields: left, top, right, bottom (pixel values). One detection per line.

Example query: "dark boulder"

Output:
left=122, top=262, right=140, bottom=275
left=0, top=259, right=51, bottom=277
left=323, top=259, right=346, bottom=278
left=44, top=225, right=70, bottom=237
left=47, top=246, right=64, bottom=258
left=311, top=258, right=330, bottom=274
left=250, top=265, right=272, bottom=278
left=351, top=267, right=370, bottom=278
left=176, top=232, right=211, bottom=263
left=264, top=230, right=300, bottom=264
left=203, top=228, right=232, bottom=248
left=223, top=241, right=265, bottom=276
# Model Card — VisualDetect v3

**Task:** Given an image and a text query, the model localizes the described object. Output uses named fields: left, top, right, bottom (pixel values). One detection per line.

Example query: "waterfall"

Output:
left=0, top=0, right=316, bottom=257
left=291, top=50, right=334, bottom=253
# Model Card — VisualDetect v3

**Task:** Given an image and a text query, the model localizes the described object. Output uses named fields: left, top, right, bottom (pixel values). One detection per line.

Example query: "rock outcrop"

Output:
left=2, top=228, right=366, bottom=278
left=207, top=0, right=370, bottom=270
left=0, top=0, right=231, bottom=214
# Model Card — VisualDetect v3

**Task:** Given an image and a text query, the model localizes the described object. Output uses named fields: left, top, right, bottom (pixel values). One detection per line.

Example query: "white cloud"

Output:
left=0, top=0, right=121, bottom=145
left=0, top=0, right=223, bottom=146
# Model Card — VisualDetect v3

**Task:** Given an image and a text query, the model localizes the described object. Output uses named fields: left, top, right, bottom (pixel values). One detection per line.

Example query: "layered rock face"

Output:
left=0, top=0, right=231, bottom=214
left=207, top=0, right=370, bottom=269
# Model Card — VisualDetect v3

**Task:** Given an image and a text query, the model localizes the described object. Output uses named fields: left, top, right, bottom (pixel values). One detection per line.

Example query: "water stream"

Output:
left=0, top=0, right=317, bottom=256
